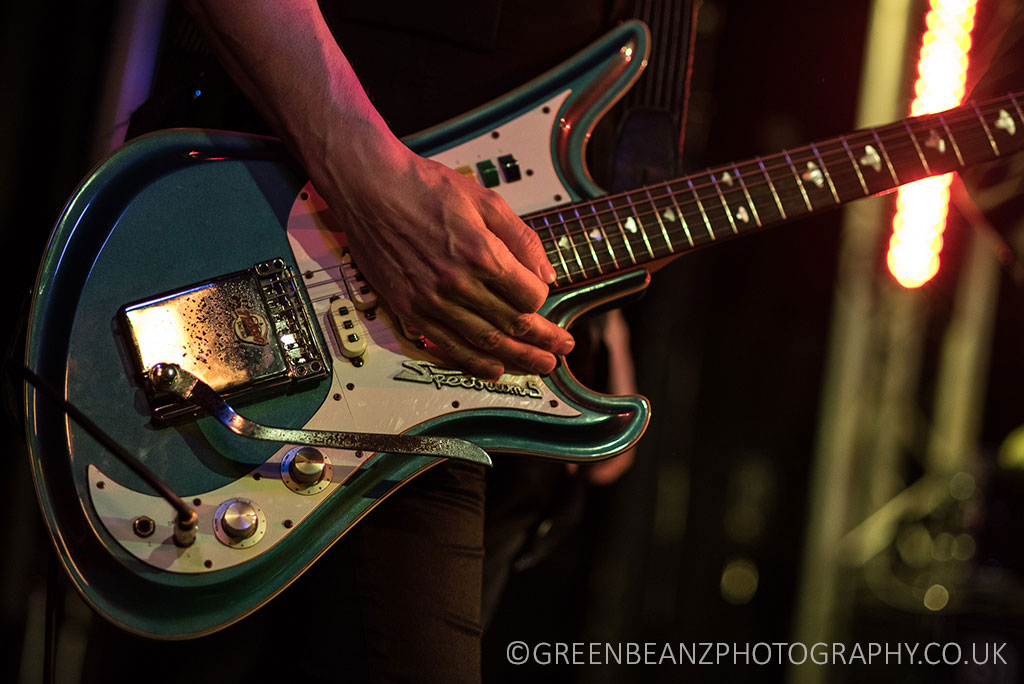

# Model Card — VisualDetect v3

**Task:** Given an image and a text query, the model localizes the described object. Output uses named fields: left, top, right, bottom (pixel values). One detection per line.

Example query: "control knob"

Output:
left=219, top=500, right=259, bottom=541
left=288, top=447, right=326, bottom=486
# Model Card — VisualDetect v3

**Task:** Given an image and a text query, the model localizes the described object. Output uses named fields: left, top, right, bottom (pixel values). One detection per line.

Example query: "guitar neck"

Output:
left=528, top=90, right=1024, bottom=289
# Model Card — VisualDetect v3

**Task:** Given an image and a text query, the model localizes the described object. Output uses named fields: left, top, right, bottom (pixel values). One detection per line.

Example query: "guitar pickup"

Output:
left=329, top=297, right=368, bottom=360
left=340, top=253, right=377, bottom=310
left=118, top=258, right=330, bottom=422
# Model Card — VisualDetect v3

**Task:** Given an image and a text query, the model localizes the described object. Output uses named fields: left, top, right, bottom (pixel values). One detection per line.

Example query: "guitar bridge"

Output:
left=118, top=258, right=329, bottom=423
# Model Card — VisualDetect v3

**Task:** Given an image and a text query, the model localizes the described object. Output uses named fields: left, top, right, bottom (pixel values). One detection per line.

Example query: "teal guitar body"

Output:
left=25, top=22, right=652, bottom=638
left=26, top=11, right=1024, bottom=639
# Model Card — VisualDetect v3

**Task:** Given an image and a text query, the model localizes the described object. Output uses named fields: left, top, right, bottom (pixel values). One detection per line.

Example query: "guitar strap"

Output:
left=606, top=0, right=698, bottom=191
left=624, top=0, right=699, bottom=161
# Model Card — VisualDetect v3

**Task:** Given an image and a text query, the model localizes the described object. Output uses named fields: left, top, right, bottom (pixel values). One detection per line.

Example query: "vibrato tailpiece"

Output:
left=147, top=362, right=490, bottom=465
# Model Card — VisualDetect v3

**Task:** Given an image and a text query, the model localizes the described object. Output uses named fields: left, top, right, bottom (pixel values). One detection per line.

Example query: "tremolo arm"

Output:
left=148, top=363, right=492, bottom=465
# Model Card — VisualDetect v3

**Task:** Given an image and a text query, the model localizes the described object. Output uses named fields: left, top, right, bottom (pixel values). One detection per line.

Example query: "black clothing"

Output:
left=90, top=3, right=630, bottom=683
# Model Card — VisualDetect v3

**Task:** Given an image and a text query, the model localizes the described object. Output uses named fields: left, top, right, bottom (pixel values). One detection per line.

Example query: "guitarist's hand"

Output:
left=317, top=130, right=575, bottom=379
left=186, top=0, right=574, bottom=380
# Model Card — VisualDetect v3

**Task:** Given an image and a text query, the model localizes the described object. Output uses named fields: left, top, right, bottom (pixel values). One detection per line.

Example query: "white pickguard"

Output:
left=427, top=91, right=574, bottom=214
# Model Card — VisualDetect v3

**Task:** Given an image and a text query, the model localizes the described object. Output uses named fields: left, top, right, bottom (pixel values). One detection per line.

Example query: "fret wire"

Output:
left=782, top=151, right=814, bottom=212
left=809, top=144, right=840, bottom=204
left=902, top=121, right=931, bottom=174
left=869, top=129, right=900, bottom=185
left=755, top=156, right=787, bottom=220
left=709, top=172, right=739, bottom=234
left=557, top=209, right=593, bottom=278
left=1011, top=93, right=1024, bottom=125
left=573, top=205, right=607, bottom=274
left=569, top=211, right=593, bottom=278
left=623, top=192, right=656, bottom=258
left=570, top=208, right=603, bottom=275
left=540, top=238, right=568, bottom=286
left=878, top=123, right=924, bottom=183
left=935, top=113, right=965, bottom=166
left=550, top=216, right=584, bottom=281
left=731, top=164, right=763, bottom=227
left=606, top=198, right=639, bottom=265
left=587, top=202, right=621, bottom=269
left=686, top=178, right=716, bottom=240
left=839, top=129, right=880, bottom=185
left=613, top=193, right=652, bottom=261
left=538, top=216, right=573, bottom=284
left=666, top=184, right=694, bottom=246
left=644, top=186, right=676, bottom=252
left=971, top=102, right=999, bottom=156
left=797, top=142, right=873, bottom=200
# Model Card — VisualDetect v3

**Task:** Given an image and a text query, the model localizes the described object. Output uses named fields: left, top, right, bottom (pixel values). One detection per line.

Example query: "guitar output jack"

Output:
left=132, top=516, right=155, bottom=538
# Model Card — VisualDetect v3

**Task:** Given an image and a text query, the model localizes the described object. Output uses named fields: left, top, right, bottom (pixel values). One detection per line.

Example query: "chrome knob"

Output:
left=287, top=447, right=326, bottom=487
left=220, top=500, right=259, bottom=540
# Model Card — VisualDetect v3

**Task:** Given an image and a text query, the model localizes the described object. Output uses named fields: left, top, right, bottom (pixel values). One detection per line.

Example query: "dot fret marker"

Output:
left=801, top=161, right=825, bottom=189
left=925, top=129, right=946, bottom=154
left=859, top=145, right=882, bottom=172
left=995, top=108, right=1017, bottom=136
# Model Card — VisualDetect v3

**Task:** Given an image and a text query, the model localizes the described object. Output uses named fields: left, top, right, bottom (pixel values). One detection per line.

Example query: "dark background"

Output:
left=3, top=1, right=1024, bottom=683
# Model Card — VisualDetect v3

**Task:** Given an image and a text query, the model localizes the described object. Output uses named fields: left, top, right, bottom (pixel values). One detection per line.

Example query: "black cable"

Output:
left=7, top=359, right=195, bottom=523
left=43, top=546, right=59, bottom=684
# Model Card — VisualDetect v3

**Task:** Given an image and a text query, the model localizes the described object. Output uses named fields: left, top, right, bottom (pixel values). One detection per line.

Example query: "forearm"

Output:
left=182, top=1, right=572, bottom=378
left=183, top=0, right=404, bottom=191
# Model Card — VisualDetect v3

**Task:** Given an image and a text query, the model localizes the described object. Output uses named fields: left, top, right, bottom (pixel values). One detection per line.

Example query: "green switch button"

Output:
left=476, top=160, right=500, bottom=188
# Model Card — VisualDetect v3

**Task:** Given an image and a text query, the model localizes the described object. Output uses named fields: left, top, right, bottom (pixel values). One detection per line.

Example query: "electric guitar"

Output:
left=24, top=20, right=1024, bottom=639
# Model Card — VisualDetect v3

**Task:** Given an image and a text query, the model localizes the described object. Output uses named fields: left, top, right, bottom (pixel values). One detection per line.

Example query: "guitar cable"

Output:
left=4, top=300, right=60, bottom=684
left=43, top=544, right=60, bottom=684
left=6, top=359, right=199, bottom=545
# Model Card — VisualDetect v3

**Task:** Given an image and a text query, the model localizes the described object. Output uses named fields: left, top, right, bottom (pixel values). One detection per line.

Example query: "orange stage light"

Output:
left=888, top=0, right=978, bottom=288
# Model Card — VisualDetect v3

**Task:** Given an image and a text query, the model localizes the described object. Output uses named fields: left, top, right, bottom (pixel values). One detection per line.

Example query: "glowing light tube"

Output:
left=887, top=0, right=978, bottom=288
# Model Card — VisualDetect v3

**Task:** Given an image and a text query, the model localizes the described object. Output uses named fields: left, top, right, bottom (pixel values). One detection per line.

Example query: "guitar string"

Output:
left=525, top=94, right=1022, bottom=224
left=302, top=289, right=415, bottom=340
left=537, top=177, right=990, bottom=277
left=299, top=138, right=975, bottom=290
left=526, top=97, right=1020, bottom=226
left=531, top=100, right=1022, bottom=276
left=542, top=99, right=1018, bottom=233
left=288, top=95, right=1018, bottom=250
left=532, top=147, right=997, bottom=268
left=293, top=96, right=1020, bottom=286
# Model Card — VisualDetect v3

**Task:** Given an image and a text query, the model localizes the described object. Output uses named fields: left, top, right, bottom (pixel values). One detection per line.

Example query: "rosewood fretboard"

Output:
left=528, top=91, right=1024, bottom=289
